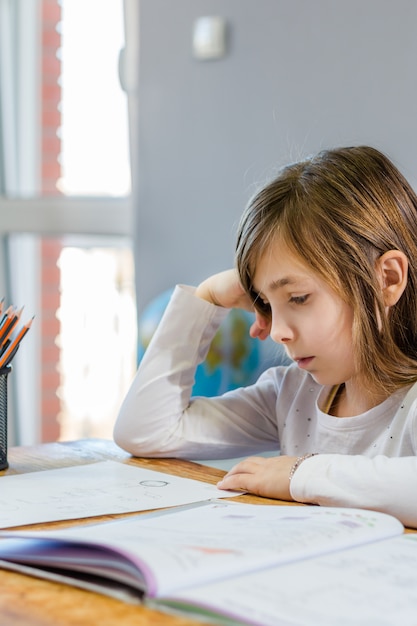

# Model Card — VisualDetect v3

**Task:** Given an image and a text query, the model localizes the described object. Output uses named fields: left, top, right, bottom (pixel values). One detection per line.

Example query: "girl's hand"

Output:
left=196, top=269, right=272, bottom=341
left=196, top=269, right=255, bottom=311
left=216, top=455, right=298, bottom=501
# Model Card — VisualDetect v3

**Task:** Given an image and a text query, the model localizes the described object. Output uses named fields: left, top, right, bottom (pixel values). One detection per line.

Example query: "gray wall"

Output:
left=133, top=0, right=417, bottom=314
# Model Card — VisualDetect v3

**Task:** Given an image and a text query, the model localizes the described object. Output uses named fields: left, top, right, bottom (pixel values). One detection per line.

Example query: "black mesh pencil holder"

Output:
left=0, top=366, right=11, bottom=471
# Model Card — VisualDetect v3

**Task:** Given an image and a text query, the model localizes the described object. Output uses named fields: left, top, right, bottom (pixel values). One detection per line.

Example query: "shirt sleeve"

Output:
left=290, top=453, right=417, bottom=529
left=114, top=285, right=280, bottom=460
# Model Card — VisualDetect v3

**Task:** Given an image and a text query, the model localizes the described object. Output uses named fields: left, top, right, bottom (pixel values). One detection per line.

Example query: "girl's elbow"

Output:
left=113, top=420, right=170, bottom=458
left=113, top=415, right=144, bottom=456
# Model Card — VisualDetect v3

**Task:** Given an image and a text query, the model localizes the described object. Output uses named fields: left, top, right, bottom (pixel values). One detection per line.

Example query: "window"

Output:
left=0, top=0, right=137, bottom=444
left=59, top=0, right=131, bottom=196
left=58, top=241, right=136, bottom=440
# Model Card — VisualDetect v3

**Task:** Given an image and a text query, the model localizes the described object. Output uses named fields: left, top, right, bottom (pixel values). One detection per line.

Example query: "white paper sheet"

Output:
left=0, top=460, right=239, bottom=528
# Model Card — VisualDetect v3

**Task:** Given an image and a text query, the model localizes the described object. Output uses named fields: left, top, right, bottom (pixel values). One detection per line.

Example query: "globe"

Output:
left=137, top=288, right=291, bottom=397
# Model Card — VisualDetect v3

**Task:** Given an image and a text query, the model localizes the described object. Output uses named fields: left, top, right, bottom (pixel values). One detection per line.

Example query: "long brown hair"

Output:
left=236, top=146, right=417, bottom=395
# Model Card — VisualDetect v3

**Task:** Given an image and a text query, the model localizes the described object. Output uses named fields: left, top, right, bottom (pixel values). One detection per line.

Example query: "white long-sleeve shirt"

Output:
left=114, top=285, right=417, bottom=528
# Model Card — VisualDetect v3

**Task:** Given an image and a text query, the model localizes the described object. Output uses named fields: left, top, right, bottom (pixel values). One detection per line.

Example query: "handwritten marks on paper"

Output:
left=0, top=460, right=239, bottom=528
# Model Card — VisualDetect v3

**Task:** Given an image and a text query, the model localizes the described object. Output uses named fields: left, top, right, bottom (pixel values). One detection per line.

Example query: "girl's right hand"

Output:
left=195, top=269, right=254, bottom=310
left=195, top=269, right=272, bottom=341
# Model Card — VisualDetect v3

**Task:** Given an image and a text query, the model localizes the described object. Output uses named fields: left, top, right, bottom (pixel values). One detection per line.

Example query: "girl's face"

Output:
left=253, top=241, right=355, bottom=387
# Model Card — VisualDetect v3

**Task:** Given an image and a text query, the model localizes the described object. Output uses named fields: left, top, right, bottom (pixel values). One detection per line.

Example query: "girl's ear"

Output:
left=375, top=250, right=408, bottom=307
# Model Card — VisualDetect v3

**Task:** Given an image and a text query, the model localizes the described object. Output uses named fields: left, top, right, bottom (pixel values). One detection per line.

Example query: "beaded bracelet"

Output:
left=288, top=453, right=317, bottom=482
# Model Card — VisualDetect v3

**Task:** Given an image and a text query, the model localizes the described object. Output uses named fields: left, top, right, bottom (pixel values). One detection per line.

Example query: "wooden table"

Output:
left=0, top=438, right=298, bottom=626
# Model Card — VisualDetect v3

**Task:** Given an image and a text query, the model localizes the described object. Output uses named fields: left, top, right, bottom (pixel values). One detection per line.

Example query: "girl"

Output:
left=114, top=146, right=417, bottom=528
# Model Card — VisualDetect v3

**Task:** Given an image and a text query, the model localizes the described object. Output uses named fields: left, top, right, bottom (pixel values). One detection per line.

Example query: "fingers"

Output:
left=217, top=456, right=295, bottom=501
left=249, top=321, right=270, bottom=341
left=217, top=457, right=263, bottom=490
left=249, top=320, right=271, bottom=341
left=196, top=270, right=254, bottom=310
left=216, top=457, right=269, bottom=493
left=250, top=312, right=272, bottom=341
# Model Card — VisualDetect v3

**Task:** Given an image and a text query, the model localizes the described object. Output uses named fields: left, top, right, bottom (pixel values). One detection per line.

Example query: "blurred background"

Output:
left=1, top=0, right=417, bottom=446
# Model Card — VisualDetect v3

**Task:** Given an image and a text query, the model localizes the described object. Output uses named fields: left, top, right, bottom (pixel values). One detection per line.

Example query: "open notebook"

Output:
left=0, top=499, right=415, bottom=625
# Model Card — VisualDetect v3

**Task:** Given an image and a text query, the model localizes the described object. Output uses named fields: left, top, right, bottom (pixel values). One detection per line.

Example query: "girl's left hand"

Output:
left=217, top=455, right=297, bottom=501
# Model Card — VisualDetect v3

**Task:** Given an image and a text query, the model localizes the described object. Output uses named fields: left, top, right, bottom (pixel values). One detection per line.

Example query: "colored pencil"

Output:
left=0, top=317, right=34, bottom=369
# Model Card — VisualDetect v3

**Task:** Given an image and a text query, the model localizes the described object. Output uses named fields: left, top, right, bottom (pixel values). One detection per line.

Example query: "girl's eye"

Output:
left=289, top=294, right=309, bottom=305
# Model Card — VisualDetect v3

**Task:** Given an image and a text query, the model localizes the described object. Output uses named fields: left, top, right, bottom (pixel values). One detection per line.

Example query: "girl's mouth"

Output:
left=295, top=356, right=314, bottom=369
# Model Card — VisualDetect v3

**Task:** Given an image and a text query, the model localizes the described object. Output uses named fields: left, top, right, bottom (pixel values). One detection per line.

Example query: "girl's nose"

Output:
left=270, top=316, right=294, bottom=344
